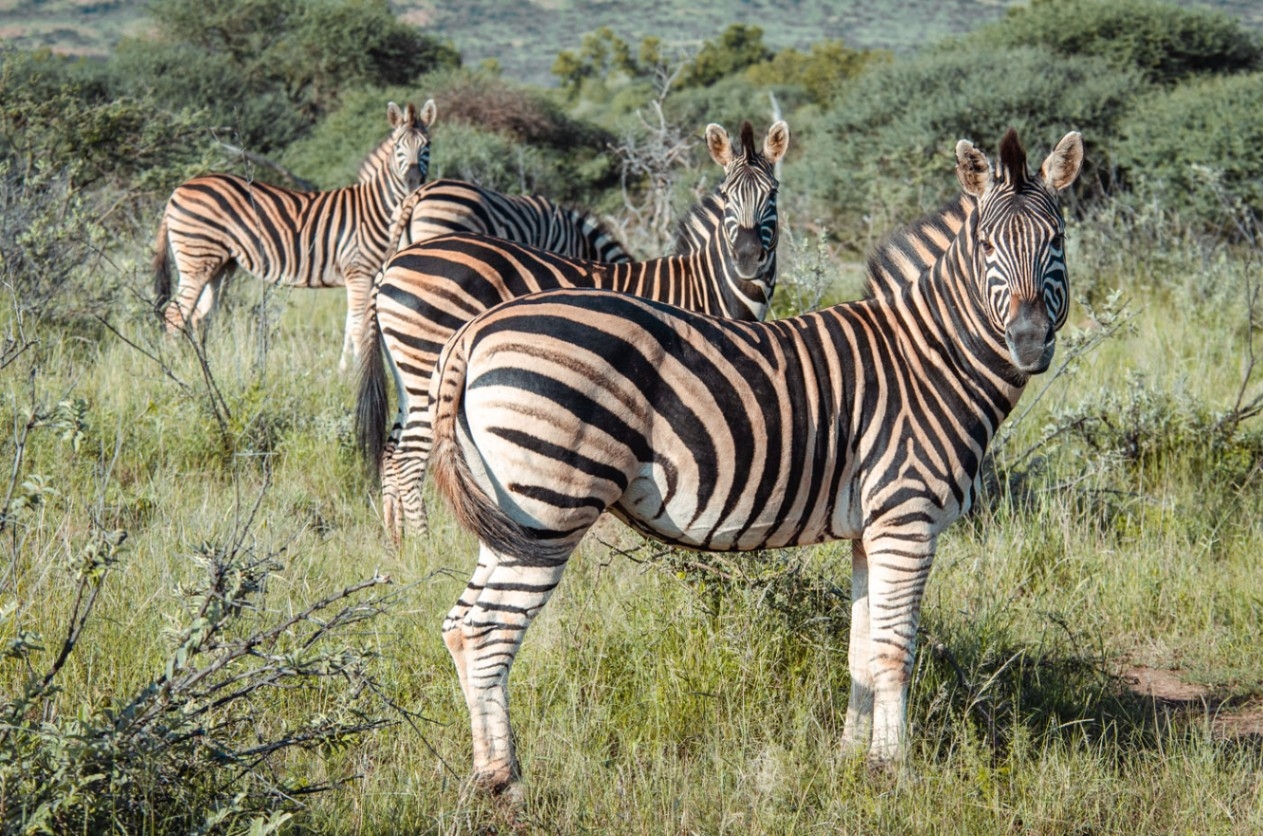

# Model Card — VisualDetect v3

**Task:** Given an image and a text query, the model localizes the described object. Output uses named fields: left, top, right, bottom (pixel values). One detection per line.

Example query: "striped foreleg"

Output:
left=841, top=539, right=874, bottom=755
left=443, top=545, right=568, bottom=793
left=849, top=530, right=935, bottom=764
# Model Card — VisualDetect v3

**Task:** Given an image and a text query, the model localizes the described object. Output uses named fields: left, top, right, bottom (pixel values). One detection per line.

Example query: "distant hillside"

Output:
left=3, top=0, right=1261, bottom=85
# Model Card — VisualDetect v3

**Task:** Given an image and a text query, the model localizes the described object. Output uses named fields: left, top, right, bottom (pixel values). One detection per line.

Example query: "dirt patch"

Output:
left=1122, top=665, right=1263, bottom=739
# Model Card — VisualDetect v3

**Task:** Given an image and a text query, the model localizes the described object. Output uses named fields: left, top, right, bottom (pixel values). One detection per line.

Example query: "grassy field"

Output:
left=3, top=168, right=1261, bottom=831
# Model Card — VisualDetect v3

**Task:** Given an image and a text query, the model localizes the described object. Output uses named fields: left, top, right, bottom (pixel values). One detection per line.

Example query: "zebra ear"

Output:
left=417, top=98, right=438, bottom=129
left=955, top=139, right=992, bottom=198
left=1040, top=131, right=1084, bottom=193
left=763, top=121, right=790, bottom=164
left=706, top=124, right=734, bottom=167
left=387, top=101, right=406, bottom=129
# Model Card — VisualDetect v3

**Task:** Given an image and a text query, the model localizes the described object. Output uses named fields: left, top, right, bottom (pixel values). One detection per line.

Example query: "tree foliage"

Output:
left=683, top=24, right=774, bottom=89
left=745, top=39, right=887, bottom=106
left=1114, top=71, right=1263, bottom=237
left=800, top=44, right=1143, bottom=240
left=974, top=0, right=1261, bottom=86
left=116, top=0, right=460, bottom=153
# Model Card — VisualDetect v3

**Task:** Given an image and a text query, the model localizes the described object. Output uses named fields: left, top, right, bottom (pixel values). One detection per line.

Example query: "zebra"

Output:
left=424, top=128, right=1084, bottom=794
left=153, top=99, right=437, bottom=373
left=381, top=178, right=634, bottom=265
left=355, top=119, right=790, bottom=541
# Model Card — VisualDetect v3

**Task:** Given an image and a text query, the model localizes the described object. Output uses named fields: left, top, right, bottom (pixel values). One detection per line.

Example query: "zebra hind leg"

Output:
left=396, top=390, right=435, bottom=537
left=380, top=423, right=405, bottom=543
left=444, top=543, right=568, bottom=795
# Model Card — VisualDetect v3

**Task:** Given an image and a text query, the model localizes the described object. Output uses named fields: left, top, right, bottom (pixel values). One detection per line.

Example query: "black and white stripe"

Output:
left=425, top=129, right=1085, bottom=793
left=355, top=119, right=790, bottom=540
left=153, top=100, right=436, bottom=371
left=383, top=179, right=634, bottom=265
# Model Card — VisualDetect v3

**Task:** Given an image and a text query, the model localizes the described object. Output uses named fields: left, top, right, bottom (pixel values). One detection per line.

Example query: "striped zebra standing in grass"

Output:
left=153, top=100, right=436, bottom=372
left=425, top=128, right=1084, bottom=794
left=356, top=119, right=789, bottom=541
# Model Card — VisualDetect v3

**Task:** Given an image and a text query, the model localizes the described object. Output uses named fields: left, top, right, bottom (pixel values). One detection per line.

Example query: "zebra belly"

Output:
left=612, top=461, right=867, bottom=552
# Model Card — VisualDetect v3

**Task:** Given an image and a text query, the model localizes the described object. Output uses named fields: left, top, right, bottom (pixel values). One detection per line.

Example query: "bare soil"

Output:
left=1123, top=665, right=1263, bottom=740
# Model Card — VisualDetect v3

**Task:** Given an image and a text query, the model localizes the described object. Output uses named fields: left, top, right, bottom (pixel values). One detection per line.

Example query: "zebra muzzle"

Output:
left=1005, top=301, right=1055, bottom=374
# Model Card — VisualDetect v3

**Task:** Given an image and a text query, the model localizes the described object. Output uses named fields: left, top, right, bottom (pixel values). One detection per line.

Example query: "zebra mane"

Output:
left=739, top=120, right=757, bottom=161
left=672, top=191, right=723, bottom=256
left=863, top=192, right=974, bottom=300
left=997, top=128, right=1028, bottom=187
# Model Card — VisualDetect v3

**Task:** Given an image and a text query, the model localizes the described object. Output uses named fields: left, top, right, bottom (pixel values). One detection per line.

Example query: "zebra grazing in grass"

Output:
left=382, top=178, right=634, bottom=265
left=153, top=100, right=436, bottom=372
left=425, top=128, right=1084, bottom=794
left=356, top=119, right=789, bottom=541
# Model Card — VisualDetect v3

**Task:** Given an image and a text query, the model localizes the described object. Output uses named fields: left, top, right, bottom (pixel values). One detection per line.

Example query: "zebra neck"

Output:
left=901, top=246, right=1030, bottom=416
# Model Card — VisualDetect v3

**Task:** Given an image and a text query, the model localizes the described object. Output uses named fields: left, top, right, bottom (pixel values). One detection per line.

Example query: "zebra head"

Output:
left=387, top=99, right=437, bottom=192
left=705, top=119, right=790, bottom=284
left=956, top=128, right=1084, bottom=376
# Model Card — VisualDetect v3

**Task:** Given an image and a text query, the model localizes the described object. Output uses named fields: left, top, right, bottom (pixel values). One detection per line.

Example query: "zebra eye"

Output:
left=1051, top=233, right=1065, bottom=250
left=980, top=237, right=996, bottom=256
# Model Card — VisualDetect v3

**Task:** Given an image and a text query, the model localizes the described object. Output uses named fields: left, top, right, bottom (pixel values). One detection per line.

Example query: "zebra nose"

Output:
left=1005, top=300, right=1055, bottom=373
left=732, top=227, right=765, bottom=276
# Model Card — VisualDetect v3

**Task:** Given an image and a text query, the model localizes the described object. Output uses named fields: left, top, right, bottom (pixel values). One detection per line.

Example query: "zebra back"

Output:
left=424, top=129, right=1085, bottom=792
left=381, top=178, right=633, bottom=267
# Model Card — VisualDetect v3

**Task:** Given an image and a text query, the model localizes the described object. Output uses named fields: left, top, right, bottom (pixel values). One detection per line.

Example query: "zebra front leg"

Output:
left=862, top=531, right=935, bottom=765
left=840, top=538, right=873, bottom=756
left=446, top=546, right=568, bottom=794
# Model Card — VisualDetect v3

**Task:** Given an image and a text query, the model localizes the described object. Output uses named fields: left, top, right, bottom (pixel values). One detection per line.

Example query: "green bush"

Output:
left=798, top=45, right=1142, bottom=240
left=283, top=71, right=620, bottom=201
left=973, top=0, right=1261, bottom=86
left=111, top=0, right=458, bottom=154
left=1114, top=71, right=1263, bottom=236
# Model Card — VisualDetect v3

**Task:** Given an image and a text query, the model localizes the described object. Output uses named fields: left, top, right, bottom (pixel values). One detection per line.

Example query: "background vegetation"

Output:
left=2, top=0, right=1262, bottom=831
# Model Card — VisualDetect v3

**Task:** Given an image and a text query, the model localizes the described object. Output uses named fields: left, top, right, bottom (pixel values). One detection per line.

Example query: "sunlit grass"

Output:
left=2, top=210, right=1261, bottom=832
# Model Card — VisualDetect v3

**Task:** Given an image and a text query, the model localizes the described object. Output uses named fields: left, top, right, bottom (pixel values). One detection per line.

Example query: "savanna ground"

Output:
left=2, top=191, right=1262, bottom=832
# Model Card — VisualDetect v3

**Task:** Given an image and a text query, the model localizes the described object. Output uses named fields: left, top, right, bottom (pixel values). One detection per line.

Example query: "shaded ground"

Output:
left=1123, top=665, right=1263, bottom=739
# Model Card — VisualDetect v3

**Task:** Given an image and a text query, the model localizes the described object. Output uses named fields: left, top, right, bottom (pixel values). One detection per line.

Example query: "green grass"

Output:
left=2, top=193, right=1262, bottom=831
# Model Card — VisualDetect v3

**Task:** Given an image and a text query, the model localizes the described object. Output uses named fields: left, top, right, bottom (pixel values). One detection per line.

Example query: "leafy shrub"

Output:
left=973, top=0, right=1261, bottom=86
left=112, top=0, right=459, bottom=154
left=745, top=39, right=889, bottom=107
left=0, top=165, right=117, bottom=329
left=799, top=45, right=1143, bottom=241
left=1113, top=71, right=1263, bottom=237
left=0, top=519, right=396, bottom=833
left=283, top=72, right=620, bottom=201
left=2, top=48, right=208, bottom=193
left=682, top=24, right=774, bottom=89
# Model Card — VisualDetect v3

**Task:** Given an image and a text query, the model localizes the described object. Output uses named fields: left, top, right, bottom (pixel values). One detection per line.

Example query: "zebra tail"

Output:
left=354, top=304, right=388, bottom=486
left=429, top=333, right=535, bottom=560
left=152, top=216, right=171, bottom=315
left=385, top=187, right=424, bottom=262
